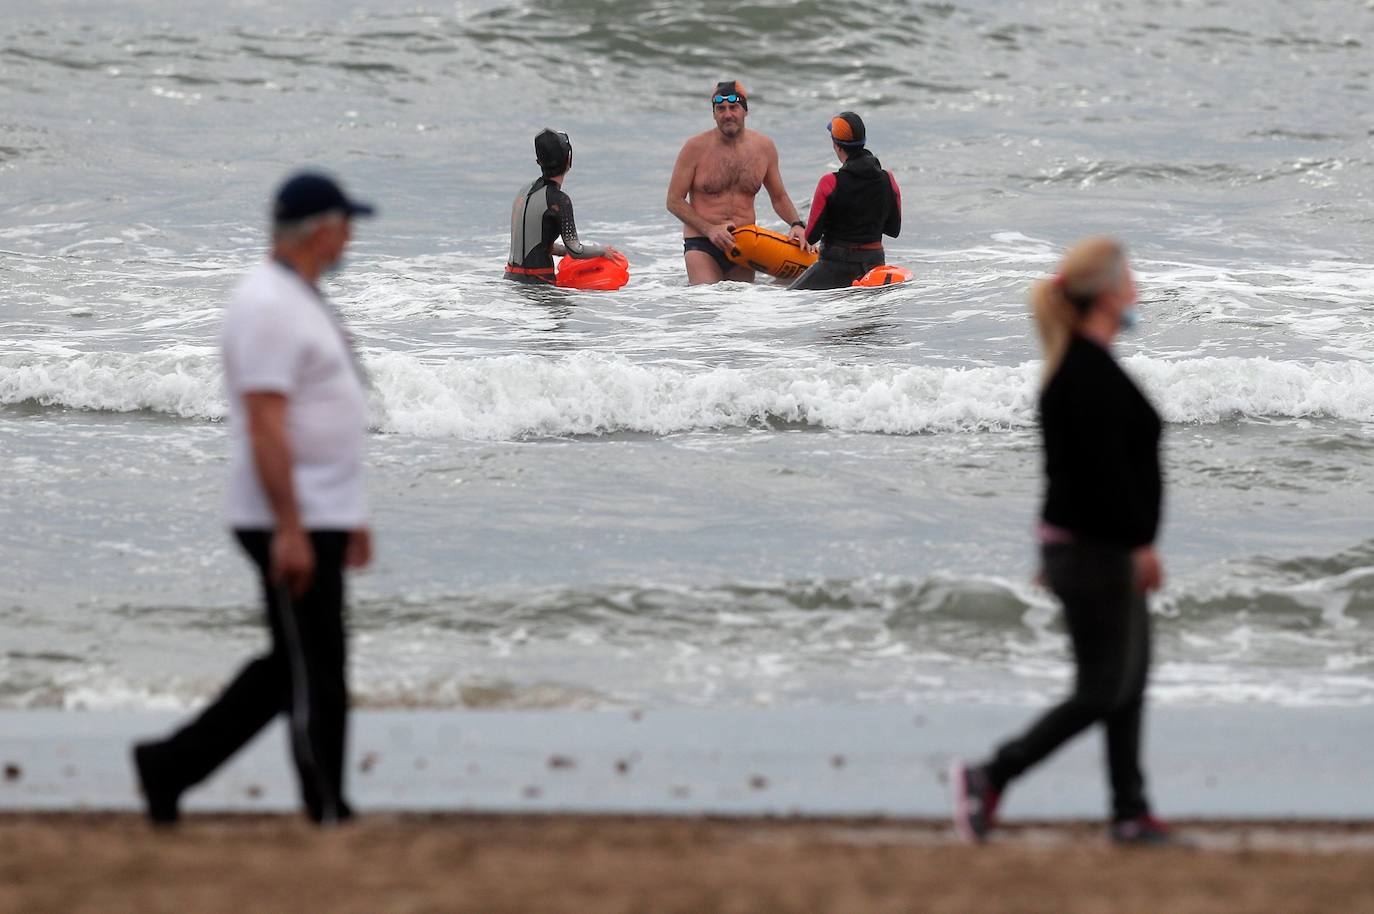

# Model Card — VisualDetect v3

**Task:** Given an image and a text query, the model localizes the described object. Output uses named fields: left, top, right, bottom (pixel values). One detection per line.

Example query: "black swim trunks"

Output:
left=683, top=236, right=736, bottom=275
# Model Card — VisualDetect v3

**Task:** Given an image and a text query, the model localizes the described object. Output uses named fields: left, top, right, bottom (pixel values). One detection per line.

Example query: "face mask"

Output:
left=1119, top=307, right=1140, bottom=333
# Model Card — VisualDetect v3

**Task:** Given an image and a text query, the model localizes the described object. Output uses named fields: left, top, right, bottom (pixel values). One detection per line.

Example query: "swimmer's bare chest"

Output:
left=692, top=147, right=767, bottom=200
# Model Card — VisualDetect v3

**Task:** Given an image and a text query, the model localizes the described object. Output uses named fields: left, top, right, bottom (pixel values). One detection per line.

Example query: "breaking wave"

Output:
left=6, top=348, right=1374, bottom=439
left=9, top=562, right=1373, bottom=711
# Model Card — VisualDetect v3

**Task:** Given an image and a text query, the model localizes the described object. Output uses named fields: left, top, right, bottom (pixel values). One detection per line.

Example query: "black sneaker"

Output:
left=1110, top=814, right=1176, bottom=847
left=132, top=742, right=181, bottom=826
left=950, top=760, right=1000, bottom=844
left=309, top=799, right=355, bottom=828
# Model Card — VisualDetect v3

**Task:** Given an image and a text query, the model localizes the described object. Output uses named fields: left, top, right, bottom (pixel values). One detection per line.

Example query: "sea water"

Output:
left=2, top=0, right=1373, bottom=711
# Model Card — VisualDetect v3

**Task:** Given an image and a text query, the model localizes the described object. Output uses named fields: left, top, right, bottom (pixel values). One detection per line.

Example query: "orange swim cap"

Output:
left=712, top=80, right=748, bottom=109
left=828, top=111, right=866, bottom=147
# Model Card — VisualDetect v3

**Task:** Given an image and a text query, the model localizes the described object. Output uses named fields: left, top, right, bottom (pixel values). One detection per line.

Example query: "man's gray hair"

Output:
left=272, top=209, right=346, bottom=244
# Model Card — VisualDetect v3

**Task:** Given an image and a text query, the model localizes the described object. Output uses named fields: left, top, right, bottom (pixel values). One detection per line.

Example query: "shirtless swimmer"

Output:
left=666, top=81, right=811, bottom=285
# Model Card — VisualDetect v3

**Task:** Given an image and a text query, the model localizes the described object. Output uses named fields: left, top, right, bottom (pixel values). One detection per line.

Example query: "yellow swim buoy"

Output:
left=724, top=225, right=818, bottom=280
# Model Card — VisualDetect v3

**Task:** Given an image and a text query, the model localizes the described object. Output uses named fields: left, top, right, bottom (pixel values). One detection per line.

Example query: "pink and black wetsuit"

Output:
left=789, top=149, right=902, bottom=290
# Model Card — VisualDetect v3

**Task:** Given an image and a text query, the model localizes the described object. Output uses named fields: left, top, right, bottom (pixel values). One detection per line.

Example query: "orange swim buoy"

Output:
left=852, top=265, right=913, bottom=287
left=724, top=225, right=818, bottom=280
left=556, top=251, right=630, bottom=291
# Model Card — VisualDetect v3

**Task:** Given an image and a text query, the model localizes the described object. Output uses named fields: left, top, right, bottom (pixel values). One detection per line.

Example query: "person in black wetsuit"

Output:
left=788, top=112, right=902, bottom=291
left=506, top=129, right=618, bottom=284
left=951, top=237, right=1175, bottom=847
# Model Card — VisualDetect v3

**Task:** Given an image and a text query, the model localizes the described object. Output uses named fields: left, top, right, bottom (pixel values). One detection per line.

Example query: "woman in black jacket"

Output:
left=952, top=237, right=1171, bottom=846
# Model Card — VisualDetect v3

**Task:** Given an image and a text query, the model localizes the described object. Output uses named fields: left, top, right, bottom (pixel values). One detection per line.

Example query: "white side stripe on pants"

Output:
left=276, top=583, right=340, bottom=825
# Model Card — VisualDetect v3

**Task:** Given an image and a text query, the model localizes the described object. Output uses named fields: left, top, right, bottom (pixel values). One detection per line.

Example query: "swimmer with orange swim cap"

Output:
left=789, top=111, right=903, bottom=290
left=506, top=129, right=620, bottom=285
left=666, top=81, right=812, bottom=285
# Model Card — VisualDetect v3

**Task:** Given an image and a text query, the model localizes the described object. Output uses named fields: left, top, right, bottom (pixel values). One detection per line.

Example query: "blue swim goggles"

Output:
left=712, top=94, right=744, bottom=105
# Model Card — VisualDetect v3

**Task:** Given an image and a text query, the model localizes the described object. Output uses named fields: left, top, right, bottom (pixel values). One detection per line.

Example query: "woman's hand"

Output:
left=1132, top=545, right=1164, bottom=592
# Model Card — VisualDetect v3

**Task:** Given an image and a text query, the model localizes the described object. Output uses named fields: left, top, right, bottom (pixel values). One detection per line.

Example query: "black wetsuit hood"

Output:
left=839, top=147, right=884, bottom=178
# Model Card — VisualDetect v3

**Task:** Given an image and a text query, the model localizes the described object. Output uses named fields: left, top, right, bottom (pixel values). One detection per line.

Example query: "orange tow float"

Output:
left=556, top=251, right=631, bottom=290
left=852, top=265, right=914, bottom=287
left=723, top=225, right=818, bottom=280
left=724, top=225, right=912, bottom=288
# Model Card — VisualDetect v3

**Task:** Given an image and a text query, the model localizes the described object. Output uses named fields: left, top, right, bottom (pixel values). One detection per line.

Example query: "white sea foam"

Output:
left=0, top=346, right=224, bottom=419
left=367, top=351, right=1040, bottom=438
left=1125, top=355, right=1374, bottom=425
left=7, top=347, right=1374, bottom=439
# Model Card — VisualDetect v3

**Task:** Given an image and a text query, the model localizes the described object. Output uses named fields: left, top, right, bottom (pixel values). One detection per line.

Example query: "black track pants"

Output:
left=984, top=541, right=1152, bottom=822
left=145, top=529, right=351, bottom=823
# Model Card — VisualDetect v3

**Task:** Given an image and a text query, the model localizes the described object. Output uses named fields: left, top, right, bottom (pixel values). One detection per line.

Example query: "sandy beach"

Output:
left=4, top=813, right=1372, bottom=914
left=3, top=708, right=1370, bottom=911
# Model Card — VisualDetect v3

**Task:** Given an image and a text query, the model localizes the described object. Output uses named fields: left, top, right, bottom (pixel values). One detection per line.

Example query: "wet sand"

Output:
left=3, top=813, right=1371, bottom=914
left=6, top=708, right=1372, bottom=819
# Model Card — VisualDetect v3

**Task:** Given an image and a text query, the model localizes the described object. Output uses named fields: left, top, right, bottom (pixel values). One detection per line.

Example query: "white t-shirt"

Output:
left=222, top=259, right=368, bottom=530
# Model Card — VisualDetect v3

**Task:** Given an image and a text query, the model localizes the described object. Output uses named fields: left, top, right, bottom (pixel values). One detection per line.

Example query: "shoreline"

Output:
left=3, top=704, right=1371, bottom=819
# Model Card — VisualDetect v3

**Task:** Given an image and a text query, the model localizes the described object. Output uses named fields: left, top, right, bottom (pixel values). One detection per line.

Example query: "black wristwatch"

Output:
left=790, top=220, right=805, bottom=229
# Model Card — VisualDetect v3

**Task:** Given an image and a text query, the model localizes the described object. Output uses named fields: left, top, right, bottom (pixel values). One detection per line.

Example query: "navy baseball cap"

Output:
left=272, top=171, right=376, bottom=225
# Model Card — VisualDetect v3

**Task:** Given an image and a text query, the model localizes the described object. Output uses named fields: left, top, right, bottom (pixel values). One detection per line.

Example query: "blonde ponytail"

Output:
left=1031, top=277, right=1078, bottom=380
left=1031, top=237, right=1127, bottom=381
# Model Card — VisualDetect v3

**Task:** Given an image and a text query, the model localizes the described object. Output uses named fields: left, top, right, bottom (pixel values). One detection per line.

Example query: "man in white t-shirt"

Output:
left=133, top=171, right=375, bottom=826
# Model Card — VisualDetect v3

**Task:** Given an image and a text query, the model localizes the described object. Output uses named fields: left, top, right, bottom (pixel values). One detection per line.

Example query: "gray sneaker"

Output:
left=1110, top=814, right=1177, bottom=847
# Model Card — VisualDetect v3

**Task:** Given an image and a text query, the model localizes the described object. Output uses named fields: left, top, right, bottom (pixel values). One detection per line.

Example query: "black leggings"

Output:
left=788, top=248, right=885, bottom=291
left=150, top=530, right=351, bottom=823
left=984, top=542, right=1152, bottom=821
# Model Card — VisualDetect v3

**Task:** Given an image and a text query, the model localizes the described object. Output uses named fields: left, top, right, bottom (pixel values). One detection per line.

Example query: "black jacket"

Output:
left=1040, top=335, right=1163, bottom=547
left=803, top=149, right=902, bottom=249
